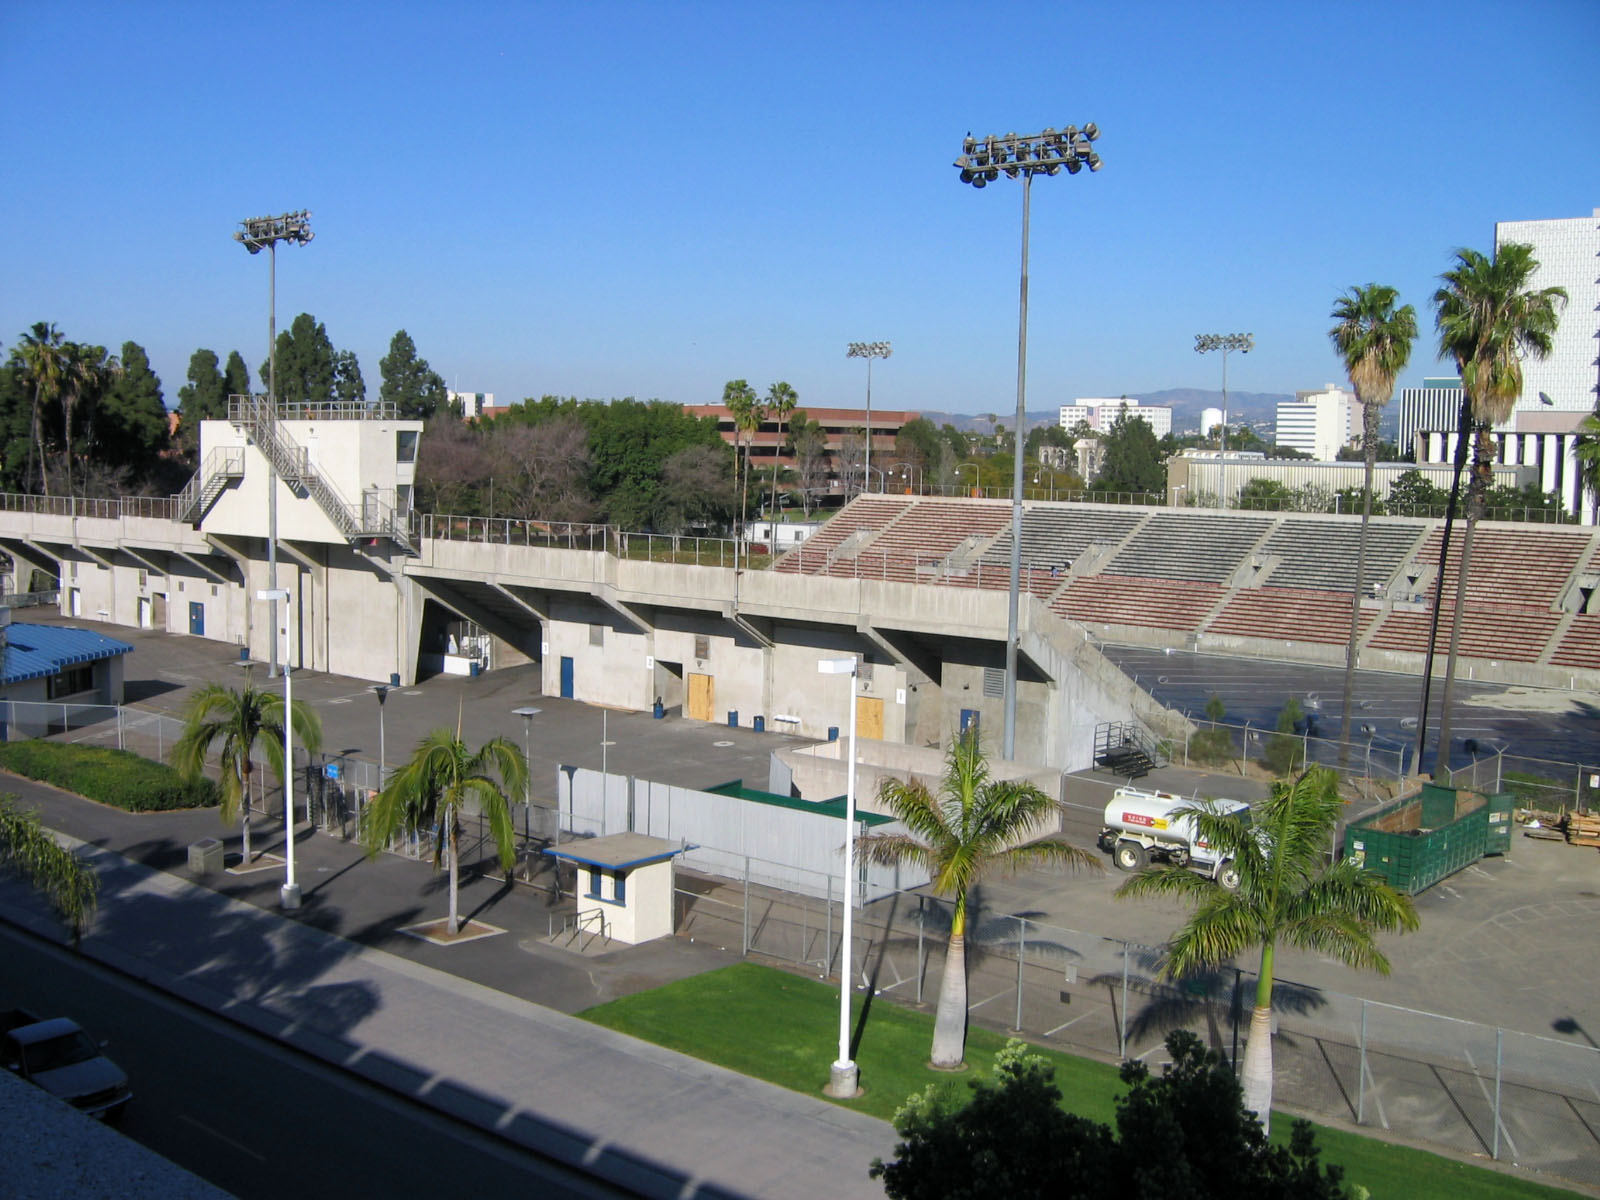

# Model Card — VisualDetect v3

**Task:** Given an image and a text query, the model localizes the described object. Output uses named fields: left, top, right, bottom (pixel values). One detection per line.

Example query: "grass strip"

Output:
left=580, top=961, right=1583, bottom=1200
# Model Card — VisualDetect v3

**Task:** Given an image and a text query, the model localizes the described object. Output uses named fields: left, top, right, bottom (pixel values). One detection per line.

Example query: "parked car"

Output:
left=2, top=1007, right=132, bottom=1121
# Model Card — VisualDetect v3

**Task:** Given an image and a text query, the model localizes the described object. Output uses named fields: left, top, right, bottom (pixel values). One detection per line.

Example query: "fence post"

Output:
left=741, top=856, right=750, bottom=957
left=1119, top=941, right=1130, bottom=1059
left=1492, top=1027, right=1504, bottom=1160
left=1357, top=999, right=1367, bottom=1124
left=116, top=706, right=124, bottom=751
left=825, top=873, right=833, bottom=977
left=916, top=896, right=924, bottom=1004
left=1013, top=917, right=1026, bottom=1032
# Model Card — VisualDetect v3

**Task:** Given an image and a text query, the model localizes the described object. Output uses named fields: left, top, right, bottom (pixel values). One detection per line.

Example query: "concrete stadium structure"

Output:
left=1, top=401, right=1596, bottom=775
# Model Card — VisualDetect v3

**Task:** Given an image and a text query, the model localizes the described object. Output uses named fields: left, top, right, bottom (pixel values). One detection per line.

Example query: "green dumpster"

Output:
left=1346, top=782, right=1511, bottom=896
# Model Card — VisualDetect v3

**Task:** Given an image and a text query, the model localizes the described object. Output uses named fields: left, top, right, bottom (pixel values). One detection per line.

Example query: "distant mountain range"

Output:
left=922, top=389, right=1295, bottom=434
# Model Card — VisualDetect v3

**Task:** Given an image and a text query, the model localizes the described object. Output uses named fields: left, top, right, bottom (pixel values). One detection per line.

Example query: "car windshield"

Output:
left=22, top=1032, right=101, bottom=1073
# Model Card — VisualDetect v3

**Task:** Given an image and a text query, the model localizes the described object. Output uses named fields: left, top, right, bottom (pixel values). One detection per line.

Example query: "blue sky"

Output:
left=3, top=1, right=1596, bottom=420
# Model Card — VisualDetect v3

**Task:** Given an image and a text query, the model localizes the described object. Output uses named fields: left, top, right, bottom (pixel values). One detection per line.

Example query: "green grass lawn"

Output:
left=579, top=962, right=1583, bottom=1200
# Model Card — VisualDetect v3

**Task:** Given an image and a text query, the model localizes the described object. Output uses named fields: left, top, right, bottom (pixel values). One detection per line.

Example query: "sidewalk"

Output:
left=0, top=775, right=895, bottom=1199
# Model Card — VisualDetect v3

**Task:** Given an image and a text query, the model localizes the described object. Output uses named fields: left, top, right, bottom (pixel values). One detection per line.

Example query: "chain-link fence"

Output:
left=670, top=855, right=1600, bottom=1189
left=1445, top=751, right=1600, bottom=814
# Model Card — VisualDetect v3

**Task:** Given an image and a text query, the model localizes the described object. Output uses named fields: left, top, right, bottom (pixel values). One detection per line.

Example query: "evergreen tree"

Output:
left=1093, top=406, right=1165, bottom=495
left=378, top=329, right=447, bottom=419
left=332, top=348, right=366, bottom=406
left=260, top=312, right=335, bottom=405
left=223, top=350, right=252, bottom=400
left=94, top=341, right=169, bottom=483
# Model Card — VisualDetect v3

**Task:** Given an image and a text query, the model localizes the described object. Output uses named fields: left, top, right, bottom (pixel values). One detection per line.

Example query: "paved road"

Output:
left=0, top=922, right=625, bottom=1199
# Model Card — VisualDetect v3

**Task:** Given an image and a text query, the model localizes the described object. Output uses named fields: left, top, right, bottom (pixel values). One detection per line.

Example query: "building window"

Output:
left=47, top=665, right=95, bottom=699
left=589, top=623, right=604, bottom=647
left=584, top=866, right=625, bottom=905
left=694, top=634, right=710, bottom=661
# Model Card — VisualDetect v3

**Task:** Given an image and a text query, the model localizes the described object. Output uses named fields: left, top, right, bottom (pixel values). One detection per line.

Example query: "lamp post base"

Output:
left=824, top=1060, right=860, bottom=1099
left=280, top=882, right=302, bottom=911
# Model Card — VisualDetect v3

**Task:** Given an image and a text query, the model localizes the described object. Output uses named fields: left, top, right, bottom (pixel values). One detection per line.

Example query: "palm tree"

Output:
left=1115, top=766, right=1418, bottom=1134
left=360, top=723, right=527, bottom=934
left=858, top=729, right=1099, bottom=1069
left=765, top=380, right=798, bottom=519
left=1428, top=245, right=1565, bottom=777
left=59, top=341, right=118, bottom=497
left=723, top=379, right=764, bottom=553
left=13, top=322, right=67, bottom=495
left=171, top=680, right=323, bottom=866
left=1576, top=398, right=1600, bottom=524
left=1328, top=285, right=1417, bottom=761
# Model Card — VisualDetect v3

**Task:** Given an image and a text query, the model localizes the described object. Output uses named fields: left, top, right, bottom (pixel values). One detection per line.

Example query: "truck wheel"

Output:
left=1217, top=860, right=1241, bottom=891
left=1114, top=841, right=1148, bottom=872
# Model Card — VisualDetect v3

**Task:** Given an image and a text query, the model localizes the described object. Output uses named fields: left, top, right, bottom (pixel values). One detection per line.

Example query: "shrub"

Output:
left=0, top=741, right=219, bottom=812
left=1262, top=699, right=1307, bottom=778
left=1189, top=728, right=1236, bottom=766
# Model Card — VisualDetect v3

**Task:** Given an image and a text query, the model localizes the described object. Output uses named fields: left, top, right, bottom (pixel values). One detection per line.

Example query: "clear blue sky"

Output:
left=3, top=1, right=1596, bottom=420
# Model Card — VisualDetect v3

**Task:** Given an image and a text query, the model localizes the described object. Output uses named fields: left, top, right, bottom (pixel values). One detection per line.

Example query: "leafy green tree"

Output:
left=1262, top=697, right=1306, bottom=776
left=1235, top=478, right=1294, bottom=510
left=1429, top=245, right=1565, bottom=776
left=58, top=340, right=117, bottom=497
left=1332, top=486, right=1380, bottom=517
left=0, top=795, right=99, bottom=946
left=223, top=349, right=252, bottom=399
left=361, top=725, right=526, bottom=933
left=332, top=348, right=366, bottom=406
left=94, top=341, right=169, bottom=483
left=171, top=681, right=323, bottom=866
left=788, top=411, right=829, bottom=515
left=871, top=1032, right=1351, bottom=1200
left=177, top=349, right=228, bottom=458
left=1116, top=766, right=1419, bottom=1133
left=582, top=397, right=723, bottom=529
left=860, top=729, right=1099, bottom=1068
left=1024, top=422, right=1073, bottom=461
left=1482, top=482, right=1564, bottom=521
left=1093, top=406, right=1164, bottom=495
left=1385, top=469, right=1447, bottom=512
left=0, top=359, right=31, bottom=491
left=1329, top=284, right=1417, bottom=761
left=940, top=423, right=970, bottom=463
left=261, top=312, right=335, bottom=405
left=379, top=329, right=448, bottom=419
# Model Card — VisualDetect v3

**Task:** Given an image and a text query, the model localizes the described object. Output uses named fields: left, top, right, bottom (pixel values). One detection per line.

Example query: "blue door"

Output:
left=188, top=602, right=205, bottom=636
left=959, top=708, right=980, bottom=734
left=560, top=656, right=575, bottom=699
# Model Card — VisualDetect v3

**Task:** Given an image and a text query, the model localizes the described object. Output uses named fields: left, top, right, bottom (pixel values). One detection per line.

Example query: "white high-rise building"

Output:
left=1495, top=210, right=1600, bottom=415
left=1274, top=383, right=1360, bottom=459
left=1057, top=398, right=1172, bottom=437
left=1398, top=378, right=1463, bottom=458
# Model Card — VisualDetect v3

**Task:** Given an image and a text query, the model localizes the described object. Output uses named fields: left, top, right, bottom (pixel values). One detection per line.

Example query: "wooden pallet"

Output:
left=1563, top=813, right=1600, bottom=847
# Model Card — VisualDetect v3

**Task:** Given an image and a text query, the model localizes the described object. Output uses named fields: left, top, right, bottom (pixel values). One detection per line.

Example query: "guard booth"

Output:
left=544, top=833, right=682, bottom=945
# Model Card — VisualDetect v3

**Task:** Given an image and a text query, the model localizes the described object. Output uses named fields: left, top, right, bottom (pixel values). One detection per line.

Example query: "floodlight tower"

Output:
left=846, top=342, right=892, bottom=494
left=1194, top=332, right=1254, bottom=452
left=955, top=125, right=1102, bottom=759
left=235, top=211, right=314, bottom=678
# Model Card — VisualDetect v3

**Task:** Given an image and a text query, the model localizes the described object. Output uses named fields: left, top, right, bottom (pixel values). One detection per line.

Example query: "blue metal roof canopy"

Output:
left=0, top=623, right=134, bottom=687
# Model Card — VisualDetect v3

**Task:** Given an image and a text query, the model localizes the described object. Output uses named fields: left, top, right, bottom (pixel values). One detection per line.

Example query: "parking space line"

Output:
left=967, top=989, right=1009, bottom=1011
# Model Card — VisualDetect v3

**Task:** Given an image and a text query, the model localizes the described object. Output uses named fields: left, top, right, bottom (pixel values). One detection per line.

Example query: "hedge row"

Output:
left=0, top=741, right=219, bottom=812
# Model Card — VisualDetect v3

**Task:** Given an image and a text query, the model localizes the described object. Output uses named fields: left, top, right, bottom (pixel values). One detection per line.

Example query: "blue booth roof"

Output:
left=0, top=623, right=134, bottom=686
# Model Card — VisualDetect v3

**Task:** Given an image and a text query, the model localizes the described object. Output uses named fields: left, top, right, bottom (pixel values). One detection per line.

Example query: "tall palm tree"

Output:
left=723, top=379, right=764, bottom=553
left=171, top=680, right=323, bottom=866
left=13, top=322, right=67, bottom=495
left=1429, top=245, right=1565, bottom=777
left=1115, top=766, right=1418, bottom=1134
left=360, top=722, right=527, bottom=933
left=858, top=729, right=1099, bottom=1069
left=765, top=380, right=798, bottom=518
left=1576, top=398, right=1600, bottom=525
left=1328, top=285, right=1417, bottom=761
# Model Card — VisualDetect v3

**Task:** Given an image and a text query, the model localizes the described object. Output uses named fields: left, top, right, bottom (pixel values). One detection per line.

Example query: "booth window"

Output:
left=584, top=867, right=625, bottom=905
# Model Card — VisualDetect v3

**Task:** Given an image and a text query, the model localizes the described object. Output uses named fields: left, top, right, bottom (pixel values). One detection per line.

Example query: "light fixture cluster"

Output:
left=846, top=341, right=892, bottom=360
left=955, top=126, right=1101, bottom=188
left=234, top=210, right=315, bottom=254
left=1194, top=332, right=1254, bottom=355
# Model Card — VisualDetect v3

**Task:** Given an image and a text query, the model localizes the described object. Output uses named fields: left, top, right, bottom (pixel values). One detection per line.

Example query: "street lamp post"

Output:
left=817, top=657, right=860, bottom=1098
left=1193, top=333, right=1254, bottom=453
left=512, top=706, right=541, bottom=841
left=957, top=463, right=979, bottom=495
left=846, top=343, right=892, bottom=498
left=258, top=587, right=299, bottom=910
left=370, top=683, right=390, bottom=785
left=956, top=125, right=1101, bottom=760
left=235, top=211, right=314, bottom=680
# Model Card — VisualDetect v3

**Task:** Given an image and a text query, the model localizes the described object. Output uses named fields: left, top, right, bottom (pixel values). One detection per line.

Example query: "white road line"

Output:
left=967, top=989, right=1009, bottom=1011
left=1441, top=885, right=1462, bottom=900
left=178, top=1113, right=266, bottom=1162
left=1462, top=1048, right=1519, bottom=1160
left=1045, top=1012, right=1093, bottom=1037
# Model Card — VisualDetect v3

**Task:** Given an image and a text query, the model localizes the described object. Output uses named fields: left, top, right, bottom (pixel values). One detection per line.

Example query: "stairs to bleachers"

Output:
left=773, top=496, right=912, bottom=574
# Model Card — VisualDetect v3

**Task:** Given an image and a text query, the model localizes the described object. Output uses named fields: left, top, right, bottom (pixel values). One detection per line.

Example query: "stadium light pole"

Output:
left=512, top=706, right=541, bottom=841
left=258, top=587, right=300, bottom=910
left=817, top=656, right=860, bottom=1098
left=846, top=343, right=891, bottom=497
left=235, top=211, right=314, bottom=679
left=1194, top=333, right=1253, bottom=453
left=955, top=125, right=1101, bottom=759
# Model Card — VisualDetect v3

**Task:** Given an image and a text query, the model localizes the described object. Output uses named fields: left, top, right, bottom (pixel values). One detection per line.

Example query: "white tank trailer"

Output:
left=1096, top=786, right=1251, bottom=889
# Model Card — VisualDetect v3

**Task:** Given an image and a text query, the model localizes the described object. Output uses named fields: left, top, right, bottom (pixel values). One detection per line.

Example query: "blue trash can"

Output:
left=728, top=710, right=738, bottom=727
left=828, top=725, right=839, bottom=742
left=469, top=661, right=481, bottom=677
left=390, top=672, right=401, bottom=687
left=753, top=715, right=765, bottom=733
left=653, top=698, right=665, bottom=719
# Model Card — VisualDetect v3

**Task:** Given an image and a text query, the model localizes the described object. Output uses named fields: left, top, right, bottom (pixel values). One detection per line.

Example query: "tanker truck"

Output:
left=1095, top=786, right=1251, bottom=889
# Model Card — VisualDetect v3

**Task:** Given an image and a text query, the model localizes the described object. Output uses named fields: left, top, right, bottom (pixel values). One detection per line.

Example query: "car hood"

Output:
left=33, top=1058, right=128, bottom=1102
